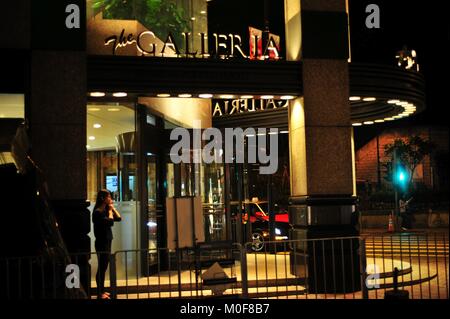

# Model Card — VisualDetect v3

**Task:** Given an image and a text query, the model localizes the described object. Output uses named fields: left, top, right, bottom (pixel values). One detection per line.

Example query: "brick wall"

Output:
left=355, top=126, right=437, bottom=188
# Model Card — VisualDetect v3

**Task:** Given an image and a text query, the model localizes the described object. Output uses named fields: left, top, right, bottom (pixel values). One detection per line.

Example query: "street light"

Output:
left=392, top=150, right=409, bottom=231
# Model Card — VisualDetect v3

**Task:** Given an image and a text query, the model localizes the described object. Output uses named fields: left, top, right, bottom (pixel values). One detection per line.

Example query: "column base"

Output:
left=288, top=195, right=361, bottom=293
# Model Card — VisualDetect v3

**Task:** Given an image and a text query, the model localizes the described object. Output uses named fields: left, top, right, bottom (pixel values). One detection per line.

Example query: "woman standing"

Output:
left=92, top=189, right=122, bottom=299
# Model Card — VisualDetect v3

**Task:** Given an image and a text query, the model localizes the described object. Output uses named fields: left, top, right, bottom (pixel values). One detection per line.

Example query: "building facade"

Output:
left=0, top=0, right=426, bottom=292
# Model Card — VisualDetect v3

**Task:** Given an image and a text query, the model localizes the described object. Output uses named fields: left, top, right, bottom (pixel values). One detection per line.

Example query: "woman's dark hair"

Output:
left=93, top=189, right=112, bottom=211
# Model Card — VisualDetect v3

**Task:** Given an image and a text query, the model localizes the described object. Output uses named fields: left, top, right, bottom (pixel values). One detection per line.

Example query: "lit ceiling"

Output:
left=86, top=103, right=135, bottom=150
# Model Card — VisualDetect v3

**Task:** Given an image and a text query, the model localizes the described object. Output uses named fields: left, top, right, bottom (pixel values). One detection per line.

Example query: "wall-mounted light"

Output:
left=199, top=94, right=213, bottom=98
left=157, top=94, right=171, bottom=98
left=280, top=95, right=295, bottom=100
left=88, top=107, right=101, bottom=112
left=219, top=95, right=234, bottom=99
left=178, top=94, right=192, bottom=98
left=93, top=123, right=102, bottom=129
left=240, top=95, right=254, bottom=99
left=363, top=97, right=376, bottom=102
left=349, top=96, right=361, bottom=101
left=88, top=136, right=96, bottom=141
left=352, top=123, right=362, bottom=126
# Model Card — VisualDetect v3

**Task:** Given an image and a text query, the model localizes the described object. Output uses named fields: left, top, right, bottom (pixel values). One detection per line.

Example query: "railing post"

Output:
left=109, top=253, right=117, bottom=299
left=359, top=238, right=369, bottom=299
left=240, top=244, right=248, bottom=298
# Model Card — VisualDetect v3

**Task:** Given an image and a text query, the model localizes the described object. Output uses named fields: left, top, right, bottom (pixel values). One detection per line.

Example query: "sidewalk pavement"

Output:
left=360, top=228, right=449, bottom=236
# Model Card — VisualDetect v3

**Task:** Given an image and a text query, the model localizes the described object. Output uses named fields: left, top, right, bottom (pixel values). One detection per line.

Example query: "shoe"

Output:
left=99, top=293, right=111, bottom=299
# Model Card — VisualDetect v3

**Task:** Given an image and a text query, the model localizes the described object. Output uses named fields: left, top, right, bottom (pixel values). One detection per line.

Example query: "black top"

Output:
left=92, top=207, right=121, bottom=242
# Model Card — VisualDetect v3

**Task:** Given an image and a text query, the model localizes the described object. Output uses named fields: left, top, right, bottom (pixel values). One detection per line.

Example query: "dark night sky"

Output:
left=209, top=1, right=448, bottom=147
left=349, top=0, right=449, bottom=147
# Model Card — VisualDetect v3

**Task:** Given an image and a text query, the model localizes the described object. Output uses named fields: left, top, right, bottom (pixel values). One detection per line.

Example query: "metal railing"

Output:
left=108, top=243, right=243, bottom=299
left=361, top=232, right=449, bottom=299
left=1, top=233, right=448, bottom=299
left=242, top=237, right=365, bottom=299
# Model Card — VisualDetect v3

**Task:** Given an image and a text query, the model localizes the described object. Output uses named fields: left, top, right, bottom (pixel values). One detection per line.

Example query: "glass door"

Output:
left=146, top=153, right=159, bottom=273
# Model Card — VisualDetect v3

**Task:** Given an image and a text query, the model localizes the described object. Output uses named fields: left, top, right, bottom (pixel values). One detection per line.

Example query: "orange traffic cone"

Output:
left=388, top=211, right=394, bottom=233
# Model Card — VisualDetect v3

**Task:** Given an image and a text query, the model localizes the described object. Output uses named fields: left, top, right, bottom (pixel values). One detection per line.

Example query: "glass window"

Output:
left=87, top=0, right=208, bottom=56
left=0, top=94, right=25, bottom=167
left=0, top=94, right=24, bottom=119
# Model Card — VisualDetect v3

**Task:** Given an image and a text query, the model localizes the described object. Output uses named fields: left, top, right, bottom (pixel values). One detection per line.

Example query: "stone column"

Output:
left=28, top=0, right=90, bottom=289
left=286, top=0, right=360, bottom=293
left=1, top=0, right=90, bottom=293
left=29, top=51, right=90, bottom=256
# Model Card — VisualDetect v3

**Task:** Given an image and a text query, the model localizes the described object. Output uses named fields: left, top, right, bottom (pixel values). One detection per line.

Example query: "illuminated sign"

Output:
left=212, top=99, right=288, bottom=117
left=104, top=27, right=280, bottom=60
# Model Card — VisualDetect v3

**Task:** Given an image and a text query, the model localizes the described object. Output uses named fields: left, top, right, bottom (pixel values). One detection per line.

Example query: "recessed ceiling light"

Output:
left=280, top=130, right=289, bottom=134
left=88, top=107, right=101, bottom=112
left=157, top=94, right=171, bottom=98
left=352, top=123, right=363, bottom=126
left=107, top=108, right=120, bottom=112
left=363, top=121, right=374, bottom=125
left=384, top=117, right=395, bottom=121
left=199, top=94, right=213, bottom=98
left=240, top=95, right=254, bottom=99
left=375, top=119, right=385, bottom=123
left=398, top=101, right=409, bottom=106
left=90, top=92, right=105, bottom=97
left=280, top=95, right=295, bottom=100
left=387, top=99, right=400, bottom=104
left=220, top=95, right=234, bottom=99
left=178, top=94, right=192, bottom=98
left=363, top=97, right=377, bottom=102
left=88, top=136, right=96, bottom=141
left=261, top=95, right=274, bottom=99
left=349, top=96, right=361, bottom=101
left=93, top=123, right=102, bottom=129
left=113, top=92, right=127, bottom=97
